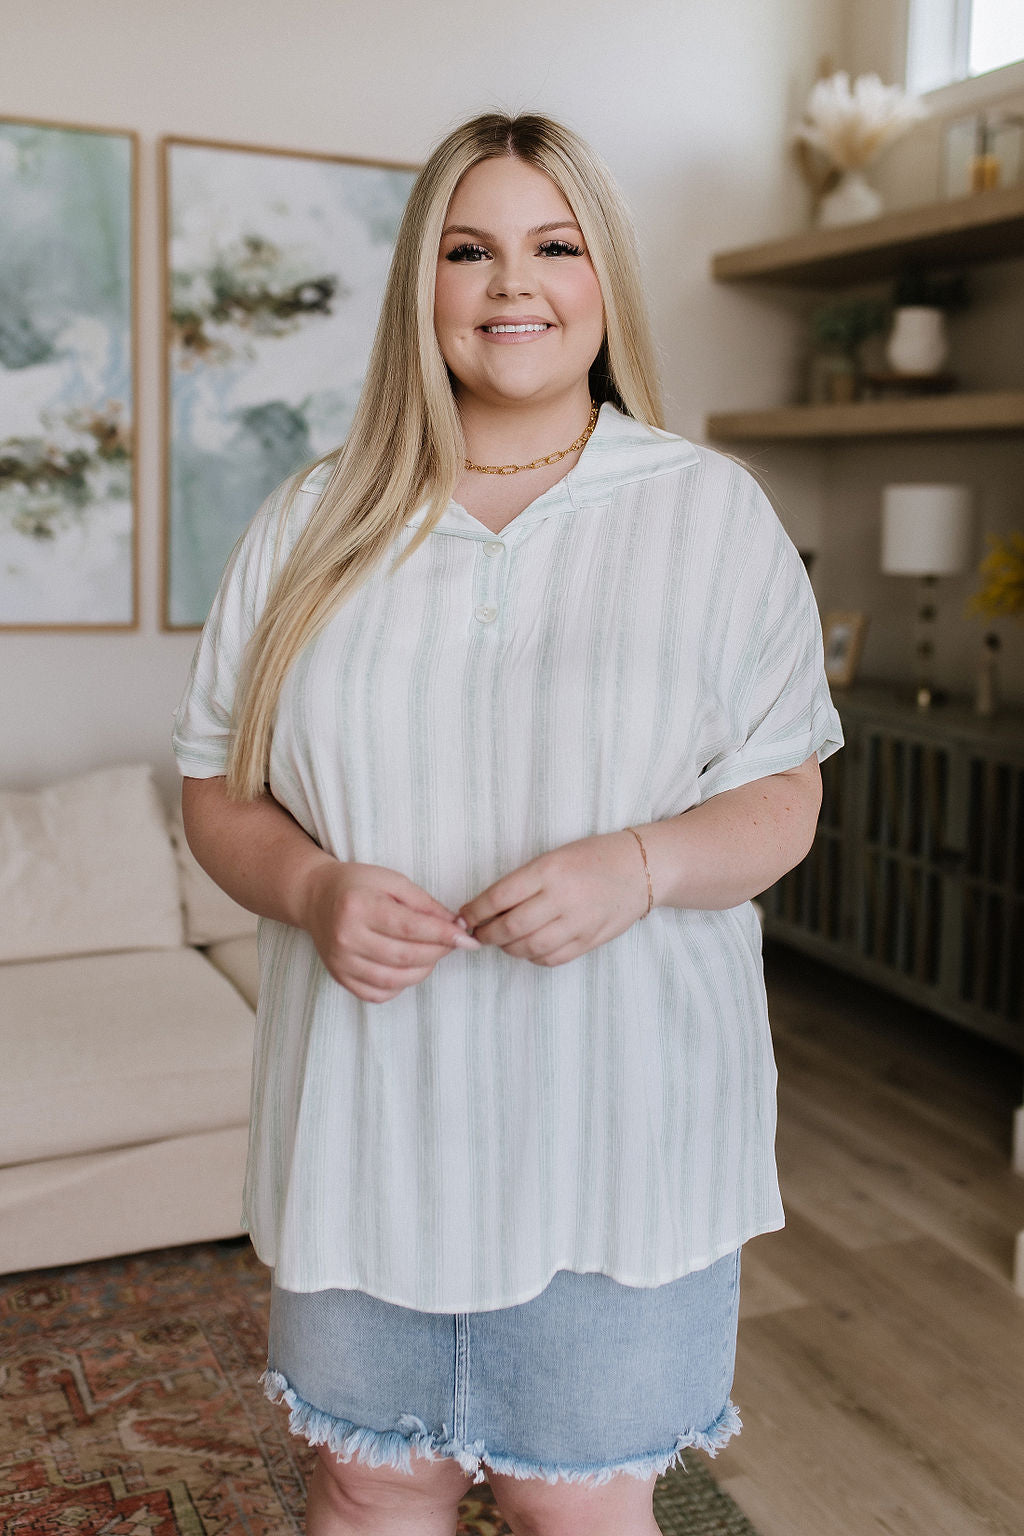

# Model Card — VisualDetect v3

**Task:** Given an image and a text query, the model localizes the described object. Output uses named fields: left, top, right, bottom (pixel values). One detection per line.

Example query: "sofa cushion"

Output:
left=0, top=948, right=255, bottom=1165
left=0, top=764, right=184, bottom=963
left=205, top=934, right=259, bottom=1009
left=168, top=799, right=259, bottom=947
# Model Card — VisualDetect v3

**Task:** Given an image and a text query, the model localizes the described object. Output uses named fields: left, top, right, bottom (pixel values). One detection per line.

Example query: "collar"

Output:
left=298, top=404, right=701, bottom=538
left=405, top=402, right=700, bottom=536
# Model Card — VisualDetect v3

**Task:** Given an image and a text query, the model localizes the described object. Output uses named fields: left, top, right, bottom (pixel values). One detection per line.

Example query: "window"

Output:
left=907, top=0, right=1024, bottom=94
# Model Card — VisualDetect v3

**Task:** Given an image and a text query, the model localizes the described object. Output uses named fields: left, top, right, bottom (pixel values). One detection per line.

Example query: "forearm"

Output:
left=634, top=768, right=822, bottom=912
left=180, top=775, right=335, bottom=929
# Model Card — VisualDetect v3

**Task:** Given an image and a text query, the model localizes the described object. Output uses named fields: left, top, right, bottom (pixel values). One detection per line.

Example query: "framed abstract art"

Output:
left=0, top=116, right=137, bottom=629
left=161, top=135, right=418, bottom=629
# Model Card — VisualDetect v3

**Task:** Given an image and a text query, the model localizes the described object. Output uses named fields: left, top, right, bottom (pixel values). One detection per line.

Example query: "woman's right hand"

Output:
left=298, top=860, right=481, bottom=1003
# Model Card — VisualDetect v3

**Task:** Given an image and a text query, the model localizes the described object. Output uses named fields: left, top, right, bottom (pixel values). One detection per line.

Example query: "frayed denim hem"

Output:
left=260, top=1366, right=742, bottom=1490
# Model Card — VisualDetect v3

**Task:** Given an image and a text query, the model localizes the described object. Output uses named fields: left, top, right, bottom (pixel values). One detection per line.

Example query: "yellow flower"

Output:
left=965, top=530, right=1024, bottom=620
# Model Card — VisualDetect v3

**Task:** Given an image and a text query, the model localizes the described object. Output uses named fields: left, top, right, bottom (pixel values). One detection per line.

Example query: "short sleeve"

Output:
left=696, top=467, right=844, bottom=803
left=171, top=466, right=327, bottom=779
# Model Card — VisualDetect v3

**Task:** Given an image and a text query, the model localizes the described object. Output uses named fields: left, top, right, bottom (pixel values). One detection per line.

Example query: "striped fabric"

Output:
left=172, top=402, right=844, bottom=1313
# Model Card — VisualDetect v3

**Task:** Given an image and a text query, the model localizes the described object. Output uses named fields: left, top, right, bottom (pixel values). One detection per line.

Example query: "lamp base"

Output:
left=914, top=683, right=950, bottom=709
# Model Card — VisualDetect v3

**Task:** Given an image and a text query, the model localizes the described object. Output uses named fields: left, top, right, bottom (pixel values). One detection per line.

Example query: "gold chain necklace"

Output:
left=464, top=401, right=599, bottom=475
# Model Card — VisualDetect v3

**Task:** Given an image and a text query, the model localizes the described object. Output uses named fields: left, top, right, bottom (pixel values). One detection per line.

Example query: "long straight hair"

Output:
left=225, top=111, right=666, bottom=800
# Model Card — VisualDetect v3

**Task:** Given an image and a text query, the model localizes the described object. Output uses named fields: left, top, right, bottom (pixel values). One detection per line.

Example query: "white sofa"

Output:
left=0, top=763, right=259, bottom=1275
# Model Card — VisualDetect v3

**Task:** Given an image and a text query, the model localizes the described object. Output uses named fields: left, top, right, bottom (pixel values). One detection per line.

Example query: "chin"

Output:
left=480, top=374, right=581, bottom=405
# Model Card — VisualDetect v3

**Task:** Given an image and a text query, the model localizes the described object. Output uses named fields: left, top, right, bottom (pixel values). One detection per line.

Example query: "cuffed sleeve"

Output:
left=171, top=470, right=316, bottom=778
left=696, top=470, right=844, bottom=803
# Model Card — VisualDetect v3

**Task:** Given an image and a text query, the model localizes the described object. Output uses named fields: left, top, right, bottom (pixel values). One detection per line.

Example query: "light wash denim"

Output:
left=261, top=1247, right=742, bottom=1489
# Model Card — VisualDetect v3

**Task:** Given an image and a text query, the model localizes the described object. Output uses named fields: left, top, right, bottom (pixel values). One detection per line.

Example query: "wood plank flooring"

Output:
left=712, top=942, right=1024, bottom=1536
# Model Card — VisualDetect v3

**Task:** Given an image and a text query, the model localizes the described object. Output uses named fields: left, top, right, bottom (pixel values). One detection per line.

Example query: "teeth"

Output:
left=483, top=323, right=550, bottom=333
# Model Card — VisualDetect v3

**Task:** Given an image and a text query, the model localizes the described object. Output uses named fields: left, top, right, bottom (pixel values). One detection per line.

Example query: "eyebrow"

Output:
left=441, top=220, right=582, bottom=239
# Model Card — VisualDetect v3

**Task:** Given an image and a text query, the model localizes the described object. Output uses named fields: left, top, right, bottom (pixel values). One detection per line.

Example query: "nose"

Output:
left=487, top=254, right=535, bottom=300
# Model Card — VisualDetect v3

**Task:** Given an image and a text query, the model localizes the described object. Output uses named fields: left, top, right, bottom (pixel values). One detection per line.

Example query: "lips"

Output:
left=479, top=314, right=554, bottom=325
left=476, top=316, right=556, bottom=345
left=477, top=315, right=555, bottom=333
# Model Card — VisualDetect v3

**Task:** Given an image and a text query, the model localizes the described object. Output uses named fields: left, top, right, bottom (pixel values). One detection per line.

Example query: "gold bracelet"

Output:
left=626, top=826, right=653, bottom=918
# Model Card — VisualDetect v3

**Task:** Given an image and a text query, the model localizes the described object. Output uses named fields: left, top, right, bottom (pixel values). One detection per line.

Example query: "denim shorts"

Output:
left=261, top=1246, right=742, bottom=1489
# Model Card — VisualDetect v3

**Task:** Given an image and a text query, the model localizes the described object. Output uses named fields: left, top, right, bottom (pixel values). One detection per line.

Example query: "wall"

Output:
left=2, top=0, right=848, bottom=796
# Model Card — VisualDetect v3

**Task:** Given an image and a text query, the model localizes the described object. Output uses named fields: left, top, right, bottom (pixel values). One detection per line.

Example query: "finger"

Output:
left=471, top=890, right=554, bottom=948
left=386, top=873, right=460, bottom=922
left=347, top=980, right=400, bottom=1003
left=498, top=915, right=574, bottom=961
left=346, top=957, right=433, bottom=992
left=359, top=937, right=457, bottom=969
left=459, top=865, right=545, bottom=932
left=527, top=939, right=583, bottom=968
left=367, top=900, right=474, bottom=949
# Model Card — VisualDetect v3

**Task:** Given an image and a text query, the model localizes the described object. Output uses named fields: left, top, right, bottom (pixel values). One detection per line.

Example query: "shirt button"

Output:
left=483, top=541, right=504, bottom=557
left=474, top=602, right=498, bottom=623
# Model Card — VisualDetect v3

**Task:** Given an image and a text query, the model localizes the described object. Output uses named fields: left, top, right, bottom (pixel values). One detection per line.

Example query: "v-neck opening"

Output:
left=401, top=403, right=702, bottom=534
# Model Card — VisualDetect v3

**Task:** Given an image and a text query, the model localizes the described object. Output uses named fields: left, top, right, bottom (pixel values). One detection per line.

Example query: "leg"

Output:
left=306, top=1442, right=477, bottom=1535
left=485, top=1466, right=661, bottom=1536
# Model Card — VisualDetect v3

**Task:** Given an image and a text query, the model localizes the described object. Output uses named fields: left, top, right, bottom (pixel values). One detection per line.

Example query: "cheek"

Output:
left=560, top=266, right=605, bottom=337
left=433, top=267, right=456, bottom=337
left=434, top=264, right=480, bottom=336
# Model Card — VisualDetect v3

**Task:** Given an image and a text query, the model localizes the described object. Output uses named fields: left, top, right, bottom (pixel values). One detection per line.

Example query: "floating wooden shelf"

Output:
left=711, top=183, right=1024, bottom=287
left=705, top=390, right=1024, bottom=441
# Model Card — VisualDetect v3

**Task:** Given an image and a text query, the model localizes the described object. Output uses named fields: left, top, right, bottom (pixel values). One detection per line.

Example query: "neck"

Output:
left=456, top=387, right=596, bottom=467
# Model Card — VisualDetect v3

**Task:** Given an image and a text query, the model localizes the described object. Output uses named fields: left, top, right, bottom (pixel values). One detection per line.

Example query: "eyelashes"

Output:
left=444, top=239, right=584, bottom=262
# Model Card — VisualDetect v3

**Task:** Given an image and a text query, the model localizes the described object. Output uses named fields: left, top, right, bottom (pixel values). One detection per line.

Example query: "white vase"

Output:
left=885, top=306, right=949, bottom=375
left=817, top=169, right=884, bottom=227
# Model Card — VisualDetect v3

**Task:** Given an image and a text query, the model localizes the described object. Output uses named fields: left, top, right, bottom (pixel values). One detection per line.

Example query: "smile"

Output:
left=482, top=323, right=550, bottom=333
left=477, top=323, right=554, bottom=343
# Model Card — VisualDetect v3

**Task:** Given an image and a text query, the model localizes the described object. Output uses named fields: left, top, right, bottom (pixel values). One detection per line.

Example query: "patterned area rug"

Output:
left=0, top=1237, right=758, bottom=1534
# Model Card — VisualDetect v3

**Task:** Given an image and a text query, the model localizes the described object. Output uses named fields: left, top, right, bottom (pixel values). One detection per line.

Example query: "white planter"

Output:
left=817, top=169, right=884, bottom=227
left=885, top=306, right=949, bottom=375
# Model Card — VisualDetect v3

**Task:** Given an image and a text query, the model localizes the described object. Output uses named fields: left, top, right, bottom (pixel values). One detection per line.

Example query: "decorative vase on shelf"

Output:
left=885, top=305, right=950, bottom=375
left=816, top=168, right=884, bottom=227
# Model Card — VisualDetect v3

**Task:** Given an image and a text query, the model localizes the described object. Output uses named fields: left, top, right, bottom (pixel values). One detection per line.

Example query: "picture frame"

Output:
left=822, top=610, right=869, bottom=688
left=160, top=134, right=419, bottom=630
left=0, top=114, right=138, bottom=630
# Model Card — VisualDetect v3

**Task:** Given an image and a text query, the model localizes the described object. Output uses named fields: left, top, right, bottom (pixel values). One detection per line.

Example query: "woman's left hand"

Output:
left=457, top=830, right=650, bottom=967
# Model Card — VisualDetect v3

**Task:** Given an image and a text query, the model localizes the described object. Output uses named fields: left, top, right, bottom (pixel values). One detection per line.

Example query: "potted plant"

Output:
left=809, top=296, right=890, bottom=401
left=886, top=268, right=971, bottom=376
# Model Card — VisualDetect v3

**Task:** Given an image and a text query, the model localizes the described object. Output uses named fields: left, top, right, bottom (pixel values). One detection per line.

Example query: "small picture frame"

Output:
left=822, top=610, right=869, bottom=688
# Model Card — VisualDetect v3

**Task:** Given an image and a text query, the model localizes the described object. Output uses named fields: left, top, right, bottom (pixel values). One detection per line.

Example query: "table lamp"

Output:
left=881, top=483, right=974, bottom=708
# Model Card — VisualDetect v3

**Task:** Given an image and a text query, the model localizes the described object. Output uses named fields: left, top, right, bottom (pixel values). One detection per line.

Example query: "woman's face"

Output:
left=434, top=156, right=605, bottom=413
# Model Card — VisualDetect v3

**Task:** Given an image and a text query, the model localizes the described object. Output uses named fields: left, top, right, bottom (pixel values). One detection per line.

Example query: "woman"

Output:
left=174, top=111, right=843, bottom=1536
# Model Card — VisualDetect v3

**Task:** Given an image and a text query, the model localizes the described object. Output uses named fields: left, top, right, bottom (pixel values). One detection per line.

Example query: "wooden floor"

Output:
left=711, top=942, right=1024, bottom=1536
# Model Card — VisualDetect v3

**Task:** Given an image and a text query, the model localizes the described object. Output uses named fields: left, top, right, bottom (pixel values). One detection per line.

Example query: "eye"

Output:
left=445, top=242, right=491, bottom=262
left=539, top=239, right=584, bottom=257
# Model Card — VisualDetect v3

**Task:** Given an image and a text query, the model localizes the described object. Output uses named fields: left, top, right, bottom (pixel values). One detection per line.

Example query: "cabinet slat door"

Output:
left=856, top=727, right=948, bottom=992
left=959, top=750, right=1024, bottom=1045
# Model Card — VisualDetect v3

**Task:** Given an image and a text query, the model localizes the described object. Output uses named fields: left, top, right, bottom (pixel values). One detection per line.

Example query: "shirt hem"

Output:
left=253, top=1215, right=785, bottom=1313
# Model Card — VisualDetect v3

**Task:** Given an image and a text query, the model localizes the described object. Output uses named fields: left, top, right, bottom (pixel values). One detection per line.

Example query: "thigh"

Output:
left=313, top=1440, right=477, bottom=1505
left=486, top=1466, right=659, bottom=1534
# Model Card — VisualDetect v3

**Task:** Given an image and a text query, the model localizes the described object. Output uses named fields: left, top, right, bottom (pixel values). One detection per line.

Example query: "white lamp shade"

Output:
left=881, top=483, right=974, bottom=576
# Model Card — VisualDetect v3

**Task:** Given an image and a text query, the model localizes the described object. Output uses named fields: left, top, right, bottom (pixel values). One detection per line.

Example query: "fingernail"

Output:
left=452, top=931, right=482, bottom=949
left=455, top=915, right=469, bottom=930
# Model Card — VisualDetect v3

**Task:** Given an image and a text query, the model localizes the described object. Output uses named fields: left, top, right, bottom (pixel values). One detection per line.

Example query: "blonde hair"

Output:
left=226, top=111, right=666, bottom=800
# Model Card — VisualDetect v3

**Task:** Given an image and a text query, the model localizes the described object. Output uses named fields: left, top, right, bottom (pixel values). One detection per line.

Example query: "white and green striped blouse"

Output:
left=172, top=402, right=844, bottom=1313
